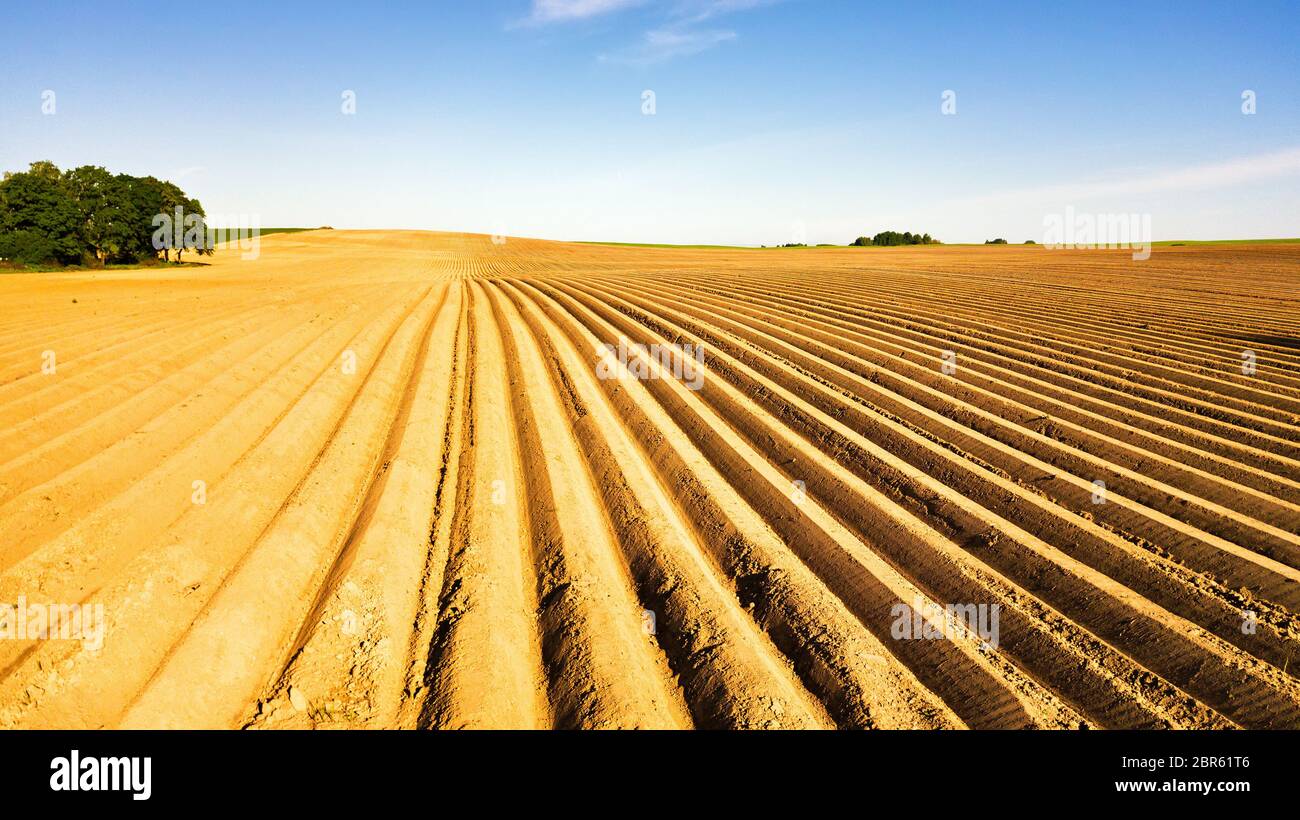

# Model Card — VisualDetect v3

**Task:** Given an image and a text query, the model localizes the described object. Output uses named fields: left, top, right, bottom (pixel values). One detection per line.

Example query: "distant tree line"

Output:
left=0, top=161, right=210, bottom=267
left=851, top=230, right=939, bottom=247
left=984, top=237, right=1009, bottom=244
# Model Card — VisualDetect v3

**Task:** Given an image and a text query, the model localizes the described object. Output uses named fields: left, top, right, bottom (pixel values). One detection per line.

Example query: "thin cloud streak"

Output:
left=672, top=0, right=781, bottom=23
left=600, top=27, right=737, bottom=64
left=952, top=147, right=1300, bottom=209
left=520, top=0, right=780, bottom=63
left=522, top=0, right=645, bottom=25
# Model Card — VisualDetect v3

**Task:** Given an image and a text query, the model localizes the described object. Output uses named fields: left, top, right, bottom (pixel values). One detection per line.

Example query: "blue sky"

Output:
left=1, top=0, right=1297, bottom=244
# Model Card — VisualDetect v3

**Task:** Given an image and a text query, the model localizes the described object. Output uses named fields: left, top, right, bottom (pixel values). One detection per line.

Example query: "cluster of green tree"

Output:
left=984, top=238, right=1009, bottom=244
left=0, top=161, right=209, bottom=267
left=851, top=231, right=938, bottom=246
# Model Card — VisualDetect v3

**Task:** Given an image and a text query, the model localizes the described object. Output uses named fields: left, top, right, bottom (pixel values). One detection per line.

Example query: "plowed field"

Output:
left=2, top=230, right=1298, bottom=729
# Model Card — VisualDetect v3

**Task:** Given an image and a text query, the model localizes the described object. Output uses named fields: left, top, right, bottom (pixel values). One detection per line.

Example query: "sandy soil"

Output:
left=1, top=230, right=1297, bottom=729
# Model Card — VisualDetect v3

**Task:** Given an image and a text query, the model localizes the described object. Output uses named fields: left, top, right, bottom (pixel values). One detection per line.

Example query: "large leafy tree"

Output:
left=0, top=163, right=83, bottom=265
left=157, top=182, right=210, bottom=262
left=120, top=174, right=168, bottom=261
left=148, top=179, right=210, bottom=262
left=65, top=165, right=139, bottom=264
left=0, top=161, right=211, bottom=267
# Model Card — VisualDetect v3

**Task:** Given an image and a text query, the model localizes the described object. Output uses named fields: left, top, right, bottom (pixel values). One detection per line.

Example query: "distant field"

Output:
left=209, top=227, right=321, bottom=240
left=576, top=240, right=763, bottom=250
left=2, top=231, right=1298, bottom=730
left=253, top=227, right=319, bottom=237
left=1154, top=238, right=1300, bottom=246
left=580, top=238, right=1300, bottom=250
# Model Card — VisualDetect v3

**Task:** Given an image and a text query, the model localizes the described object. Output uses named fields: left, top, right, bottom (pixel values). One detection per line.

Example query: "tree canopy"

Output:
left=851, top=231, right=939, bottom=247
left=0, top=161, right=210, bottom=266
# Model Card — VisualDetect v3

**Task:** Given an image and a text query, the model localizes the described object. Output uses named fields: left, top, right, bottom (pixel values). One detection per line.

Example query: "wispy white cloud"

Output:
left=524, top=0, right=646, bottom=25
left=600, top=27, right=737, bottom=64
left=670, top=0, right=780, bottom=23
left=521, top=0, right=780, bottom=62
left=524, top=0, right=773, bottom=25
left=954, top=146, right=1300, bottom=208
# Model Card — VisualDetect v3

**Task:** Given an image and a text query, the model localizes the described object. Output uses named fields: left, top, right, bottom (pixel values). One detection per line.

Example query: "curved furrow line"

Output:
left=667, top=284, right=1300, bottom=542
left=664, top=277, right=1300, bottom=487
left=534, top=280, right=1089, bottom=729
left=561, top=278, right=1300, bottom=728
left=0, top=298, right=302, bottom=466
left=482, top=282, right=692, bottom=728
left=245, top=282, right=466, bottom=728
left=560, top=279, right=1239, bottom=727
left=118, top=285, right=444, bottom=729
left=613, top=278, right=1300, bottom=566
left=0, top=302, right=199, bottom=363
left=0, top=301, right=329, bottom=500
left=602, top=279, right=1300, bottom=649
left=499, top=279, right=842, bottom=729
left=0, top=286, right=427, bottom=727
left=0, top=277, right=369, bottom=417
left=0, top=299, right=261, bottom=408
left=796, top=265, right=1300, bottom=335
left=0, top=294, right=400, bottom=572
left=2, top=233, right=1296, bottom=731
left=679, top=278, right=1300, bottom=446
left=770, top=275, right=1300, bottom=396
left=419, top=282, right=551, bottom=729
